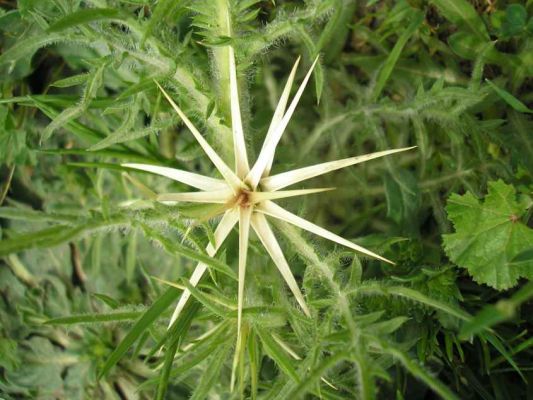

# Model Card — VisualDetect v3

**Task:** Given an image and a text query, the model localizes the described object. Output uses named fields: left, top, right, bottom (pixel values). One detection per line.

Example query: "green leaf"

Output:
left=41, top=105, right=83, bottom=141
left=145, top=299, right=199, bottom=357
left=288, top=352, right=344, bottom=398
left=0, top=338, right=19, bottom=371
left=486, top=79, right=533, bottom=114
left=380, top=342, right=460, bottom=400
left=0, top=105, right=29, bottom=165
left=45, top=311, right=141, bottom=325
left=460, top=281, right=533, bottom=338
left=295, top=27, right=324, bottom=103
left=431, top=0, right=489, bottom=41
left=88, top=123, right=162, bottom=151
left=30, top=96, right=105, bottom=143
left=370, top=316, right=409, bottom=335
left=0, top=212, right=130, bottom=256
left=189, top=343, right=232, bottom=400
left=98, top=287, right=180, bottom=379
left=51, top=73, right=89, bottom=88
left=256, top=327, right=299, bottom=382
left=92, top=293, right=120, bottom=309
left=248, top=332, right=259, bottom=400
left=0, top=33, right=66, bottom=65
left=528, top=16, right=533, bottom=34
left=156, top=336, right=180, bottom=400
left=502, top=4, right=527, bottom=36
left=140, top=223, right=237, bottom=280
left=37, top=147, right=155, bottom=164
left=481, top=332, right=524, bottom=380
left=178, top=279, right=234, bottom=317
left=141, top=0, right=180, bottom=46
left=80, top=60, right=107, bottom=107
left=0, top=225, right=86, bottom=256
left=41, top=59, right=107, bottom=140
left=443, top=180, right=533, bottom=290
left=156, top=301, right=200, bottom=400
left=47, top=8, right=121, bottom=33
left=372, top=11, right=424, bottom=100
left=116, top=77, right=157, bottom=101
left=139, top=321, right=230, bottom=390
left=510, top=247, right=533, bottom=267
left=384, top=169, right=420, bottom=228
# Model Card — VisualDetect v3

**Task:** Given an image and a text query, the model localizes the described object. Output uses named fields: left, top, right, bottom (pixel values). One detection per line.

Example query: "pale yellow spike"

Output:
left=155, top=81, right=243, bottom=190
left=257, top=200, right=394, bottom=264
left=123, top=163, right=227, bottom=191
left=167, top=209, right=239, bottom=327
left=249, top=188, right=334, bottom=204
left=261, top=56, right=301, bottom=178
left=237, top=206, right=252, bottom=338
left=251, top=213, right=310, bottom=316
left=156, top=189, right=233, bottom=204
left=261, top=147, right=417, bottom=191
left=228, top=45, right=250, bottom=177
left=247, top=56, right=320, bottom=188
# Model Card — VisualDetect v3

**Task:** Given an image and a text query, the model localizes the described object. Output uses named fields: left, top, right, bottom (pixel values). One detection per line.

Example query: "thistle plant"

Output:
left=124, top=50, right=413, bottom=344
left=1, top=1, right=533, bottom=399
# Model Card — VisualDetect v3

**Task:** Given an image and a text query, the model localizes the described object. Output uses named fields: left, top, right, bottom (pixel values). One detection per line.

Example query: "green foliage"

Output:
left=486, top=79, right=533, bottom=114
left=499, top=4, right=533, bottom=38
left=444, top=180, right=533, bottom=290
left=1, top=0, right=533, bottom=399
left=460, top=281, right=533, bottom=338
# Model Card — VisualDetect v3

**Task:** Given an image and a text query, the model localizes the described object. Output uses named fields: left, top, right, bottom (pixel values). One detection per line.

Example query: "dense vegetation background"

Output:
left=1, top=0, right=533, bottom=399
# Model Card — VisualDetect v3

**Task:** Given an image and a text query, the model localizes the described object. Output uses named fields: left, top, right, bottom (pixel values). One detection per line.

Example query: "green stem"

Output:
left=0, top=165, right=15, bottom=206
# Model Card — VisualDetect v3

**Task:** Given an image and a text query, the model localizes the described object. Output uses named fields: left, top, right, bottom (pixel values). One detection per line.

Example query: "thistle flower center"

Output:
left=235, top=188, right=252, bottom=208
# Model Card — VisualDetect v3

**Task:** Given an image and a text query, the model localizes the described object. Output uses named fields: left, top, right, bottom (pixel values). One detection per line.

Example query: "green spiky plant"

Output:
left=1, top=0, right=533, bottom=399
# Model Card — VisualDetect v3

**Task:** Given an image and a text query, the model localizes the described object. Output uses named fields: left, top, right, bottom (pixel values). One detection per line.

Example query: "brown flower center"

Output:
left=235, top=189, right=252, bottom=208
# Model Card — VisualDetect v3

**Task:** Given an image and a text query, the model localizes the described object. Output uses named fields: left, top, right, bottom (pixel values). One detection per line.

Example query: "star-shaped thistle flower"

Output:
left=123, top=49, right=413, bottom=343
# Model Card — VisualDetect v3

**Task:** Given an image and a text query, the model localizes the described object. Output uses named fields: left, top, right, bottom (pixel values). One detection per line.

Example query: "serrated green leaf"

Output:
left=443, top=180, right=533, bottom=290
